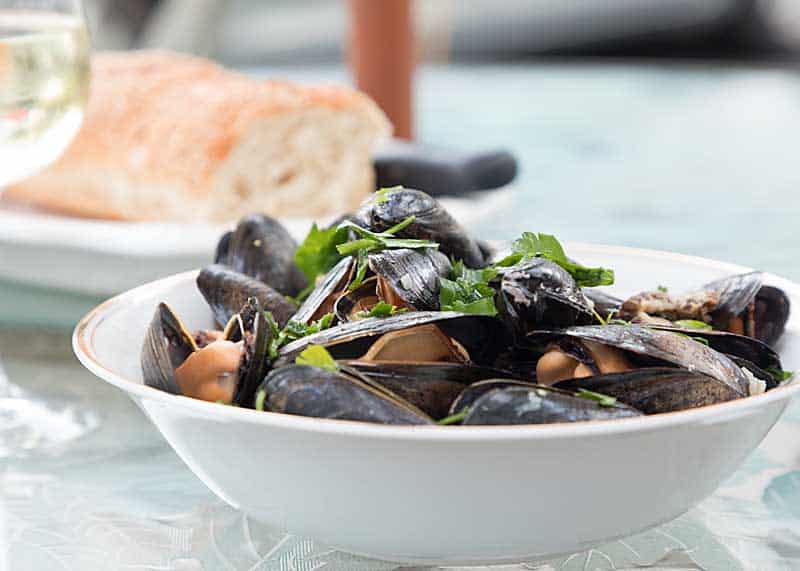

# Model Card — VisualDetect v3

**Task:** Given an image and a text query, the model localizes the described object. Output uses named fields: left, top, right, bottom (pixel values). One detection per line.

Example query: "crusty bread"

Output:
left=4, top=50, right=391, bottom=221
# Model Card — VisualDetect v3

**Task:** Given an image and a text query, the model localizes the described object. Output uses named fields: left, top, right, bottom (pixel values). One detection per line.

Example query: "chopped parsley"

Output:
left=295, top=345, right=339, bottom=372
left=357, top=301, right=408, bottom=318
left=437, top=408, right=469, bottom=425
left=575, top=388, right=618, bottom=407
left=765, top=367, right=794, bottom=383
left=496, top=232, right=614, bottom=287
left=439, top=260, right=498, bottom=316
left=674, top=319, right=713, bottom=331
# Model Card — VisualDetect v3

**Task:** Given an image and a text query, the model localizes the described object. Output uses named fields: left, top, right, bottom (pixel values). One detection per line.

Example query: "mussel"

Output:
left=499, top=258, right=595, bottom=333
left=461, top=384, right=642, bottom=425
left=292, top=257, right=354, bottom=325
left=582, top=288, right=622, bottom=319
left=258, top=365, right=433, bottom=424
left=554, top=368, right=742, bottom=414
left=448, top=378, right=538, bottom=415
left=215, top=214, right=308, bottom=297
left=531, top=324, right=750, bottom=397
left=368, top=248, right=451, bottom=311
left=619, top=272, right=790, bottom=347
left=277, top=311, right=510, bottom=367
left=141, top=299, right=272, bottom=407
left=344, top=361, right=511, bottom=418
left=354, top=188, right=487, bottom=268
left=197, top=264, right=297, bottom=328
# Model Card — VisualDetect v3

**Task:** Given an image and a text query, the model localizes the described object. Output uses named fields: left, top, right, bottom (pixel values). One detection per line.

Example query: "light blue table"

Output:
left=3, top=62, right=800, bottom=570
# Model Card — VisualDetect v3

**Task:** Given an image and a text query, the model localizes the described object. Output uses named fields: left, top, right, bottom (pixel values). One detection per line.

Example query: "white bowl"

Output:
left=73, top=244, right=800, bottom=566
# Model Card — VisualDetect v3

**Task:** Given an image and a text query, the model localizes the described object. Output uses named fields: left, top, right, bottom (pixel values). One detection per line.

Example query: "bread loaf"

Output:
left=4, top=50, right=391, bottom=221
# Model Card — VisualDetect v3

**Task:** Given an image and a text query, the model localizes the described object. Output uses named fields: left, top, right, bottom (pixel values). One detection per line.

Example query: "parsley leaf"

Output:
left=267, top=312, right=334, bottom=358
left=657, top=285, right=669, bottom=293
left=674, top=319, right=713, bottom=331
left=439, top=260, right=498, bottom=316
left=335, top=217, right=438, bottom=256
left=575, top=388, right=618, bottom=407
left=765, top=367, right=794, bottom=383
left=294, top=223, right=350, bottom=283
left=296, top=345, right=339, bottom=372
left=497, top=232, right=614, bottom=287
left=437, top=407, right=469, bottom=425
left=357, top=301, right=408, bottom=318
left=374, top=186, right=402, bottom=204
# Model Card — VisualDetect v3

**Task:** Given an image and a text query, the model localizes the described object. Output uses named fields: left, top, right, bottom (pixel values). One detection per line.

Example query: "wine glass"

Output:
left=0, top=0, right=89, bottom=189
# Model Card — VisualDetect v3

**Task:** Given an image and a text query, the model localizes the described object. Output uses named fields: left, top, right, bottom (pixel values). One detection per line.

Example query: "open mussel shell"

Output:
left=258, top=365, right=433, bottom=425
left=500, top=258, right=595, bottom=333
left=554, top=367, right=742, bottom=414
left=276, top=311, right=510, bottom=367
left=755, top=285, right=790, bottom=347
left=292, top=257, right=354, bottom=325
left=344, top=361, right=510, bottom=418
left=703, top=272, right=790, bottom=346
left=540, top=325, right=750, bottom=396
left=197, top=264, right=296, bottom=328
left=449, top=378, right=538, bottom=415
left=355, top=187, right=487, bottom=268
left=141, top=302, right=198, bottom=394
left=334, top=277, right=381, bottom=322
left=462, top=385, right=642, bottom=425
left=648, top=325, right=782, bottom=374
left=218, top=214, right=308, bottom=297
left=230, top=298, right=273, bottom=407
left=368, top=248, right=452, bottom=311
left=214, top=231, right=232, bottom=264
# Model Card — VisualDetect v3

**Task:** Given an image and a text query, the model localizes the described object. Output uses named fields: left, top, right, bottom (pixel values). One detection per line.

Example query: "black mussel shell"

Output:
left=755, top=285, right=790, bottom=347
left=258, top=365, right=433, bottom=425
left=292, top=257, right=354, bottom=325
left=344, top=361, right=511, bottom=419
left=214, top=231, right=232, bottom=264
left=704, top=272, right=763, bottom=330
left=197, top=264, right=296, bottom=328
left=500, top=258, right=595, bottom=333
left=231, top=298, right=273, bottom=407
left=223, top=214, right=308, bottom=297
left=554, top=367, right=742, bottom=414
left=543, top=325, right=750, bottom=396
left=355, top=188, right=487, bottom=268
left=583, top=288, right=622, bottom=319
left=462, top=385, right=642, bottom=425
left=369, top=248, right=452, bottom=311
left=449, top=378, right=538, bottom=415
left=141, top=302, right=198, bottom=394
left=277, top=311, right=510, bottom=367
left=648, top=326, right=782, bottom=373
left=334, top=277, right=380, bottom=323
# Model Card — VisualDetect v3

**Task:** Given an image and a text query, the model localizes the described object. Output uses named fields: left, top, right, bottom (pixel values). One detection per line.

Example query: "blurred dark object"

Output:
left=373, top=140, right=518, bottom=196
left=89, top=0, right=800, bottom=62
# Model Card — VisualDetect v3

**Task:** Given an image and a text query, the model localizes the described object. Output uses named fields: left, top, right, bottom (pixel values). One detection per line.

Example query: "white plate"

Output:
left=73, top=244, right=800, bottom=565
left=0, top=191, right=511, bottom=296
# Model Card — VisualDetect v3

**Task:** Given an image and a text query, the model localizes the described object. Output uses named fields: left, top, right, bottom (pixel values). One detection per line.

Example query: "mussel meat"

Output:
left=141, top=302, right=198, bottom=394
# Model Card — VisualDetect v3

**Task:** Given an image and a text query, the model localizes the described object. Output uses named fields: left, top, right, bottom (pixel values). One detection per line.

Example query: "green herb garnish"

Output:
left=294, top=223, right=350, bottom=284
left=357, top=301, right=408, bottom=318
left=765, top=367, right=794, bottom=383
left=335, top=216, right=438, bottom=256
left=437, top=408, right=469, bottom=425
left=674, top=319, right=713, bottom=331
left=673, top=331, right=710, bottom=346
left=347, top=249, right=370, bottom=292
left=295, top=345, right=339, bottom=372
left=439, top=260, right=498, bottom=316
left=657, top=285, right=669, bottom=293
left=496, top=232, right=614, bottom=287
left=374, top=186, right=401, bottom=204
left=255, top=389, right=267, bottom=412
left=576, top=388, right=618, bottom=407
left=266, top=312, right=334, bottom=358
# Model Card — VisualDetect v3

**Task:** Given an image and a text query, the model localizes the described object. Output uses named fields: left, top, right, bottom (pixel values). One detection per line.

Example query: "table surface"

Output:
left=3, top=61, right=800, bottom=570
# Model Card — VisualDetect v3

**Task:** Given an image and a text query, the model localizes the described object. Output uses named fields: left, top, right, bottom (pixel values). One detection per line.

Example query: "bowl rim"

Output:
left=73, top=242, right=800, bottom=442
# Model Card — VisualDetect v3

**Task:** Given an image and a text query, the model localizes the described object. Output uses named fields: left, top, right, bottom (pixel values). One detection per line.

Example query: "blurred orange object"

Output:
left=349, top=0, right=414, bottom=140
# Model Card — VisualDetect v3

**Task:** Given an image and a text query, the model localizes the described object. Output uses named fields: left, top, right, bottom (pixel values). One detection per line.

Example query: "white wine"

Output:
left=0, top=10, right=89, bottom=188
